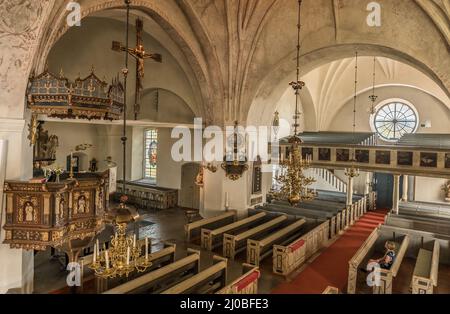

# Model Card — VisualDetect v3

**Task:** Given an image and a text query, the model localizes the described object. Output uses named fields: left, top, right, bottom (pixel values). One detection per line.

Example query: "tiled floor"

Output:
left=33, top=207, right=284, bottom=294
left=33, top=207, right=450, bottom=294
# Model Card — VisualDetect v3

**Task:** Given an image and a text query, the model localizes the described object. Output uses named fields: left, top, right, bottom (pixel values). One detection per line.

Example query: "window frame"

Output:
left=369, top=98, right=419, bottom=143
left=143, top=128, right=158, bottom=182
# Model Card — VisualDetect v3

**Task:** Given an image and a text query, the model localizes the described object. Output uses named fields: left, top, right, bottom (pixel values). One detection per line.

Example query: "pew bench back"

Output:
left=246, top=219, right=307, bottom=266
left=201, top=212, right=266, bottom=251
left=185, top=211, right=237, bottom=242
left=161, top=256, right=228, bottom=294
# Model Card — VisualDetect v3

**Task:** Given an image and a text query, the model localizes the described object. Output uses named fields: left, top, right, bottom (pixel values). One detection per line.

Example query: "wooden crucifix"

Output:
left=112, top=18, right=162, bottom=120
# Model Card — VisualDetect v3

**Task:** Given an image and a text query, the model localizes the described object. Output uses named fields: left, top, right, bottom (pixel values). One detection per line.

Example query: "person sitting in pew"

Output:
left=362, top=241, right=396, bottom=272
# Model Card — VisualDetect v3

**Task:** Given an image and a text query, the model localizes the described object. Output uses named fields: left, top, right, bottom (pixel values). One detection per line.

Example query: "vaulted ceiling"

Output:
left=1, top=0, right=449, bottom=125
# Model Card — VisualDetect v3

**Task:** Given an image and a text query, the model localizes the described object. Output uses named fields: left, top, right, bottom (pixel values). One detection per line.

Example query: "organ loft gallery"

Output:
left=0, top=0, right=450, bottom=307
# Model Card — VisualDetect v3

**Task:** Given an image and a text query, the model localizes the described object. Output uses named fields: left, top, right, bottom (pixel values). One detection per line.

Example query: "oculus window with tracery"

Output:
left=373, top=102, right=418, bottom=142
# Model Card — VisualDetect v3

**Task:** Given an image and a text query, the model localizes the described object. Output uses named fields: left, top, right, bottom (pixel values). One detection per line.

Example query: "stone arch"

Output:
left=247, top=43, right=450, bottom=128
left=31, top=0, right=222, bottom=124
left=132, top=87, right=196, bottom=123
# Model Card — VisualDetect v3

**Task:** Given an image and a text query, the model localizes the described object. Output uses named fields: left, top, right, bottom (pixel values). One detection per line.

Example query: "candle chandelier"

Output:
left=345, top=51, right=360, bottom=179
left=274, top=0, right=315, bottom=206
left=90, top=199, right=151, bottom=278
left=91, top=0, right=151, bottom=278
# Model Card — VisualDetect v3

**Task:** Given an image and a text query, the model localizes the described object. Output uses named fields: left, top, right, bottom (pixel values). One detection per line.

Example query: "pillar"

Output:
left=202, top=168, right=251, bottom=219
left=346, top=175, right=354, bottom=206
left=392, top=174, right=400, bottom=214
left=364, top=172, right=371, bottom=195
left=0, top=119, right=35, bottom=294
left=402, top=175, right=408, bottom=202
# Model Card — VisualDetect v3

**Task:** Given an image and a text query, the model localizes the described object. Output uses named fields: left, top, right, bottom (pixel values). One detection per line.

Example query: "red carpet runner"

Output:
left=272, top=209, right=388, bottom=294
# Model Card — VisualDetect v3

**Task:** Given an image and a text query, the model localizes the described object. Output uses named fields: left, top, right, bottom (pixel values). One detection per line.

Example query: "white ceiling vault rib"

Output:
left=415, top=0, right=450, bottom=47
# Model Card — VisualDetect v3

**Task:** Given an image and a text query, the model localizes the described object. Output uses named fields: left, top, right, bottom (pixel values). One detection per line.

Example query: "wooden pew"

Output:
left=266, top=202, right=341, bottom=237
left=411, top=240, right=440, bottom=294
left=223, top=215, right=287, bottom=259
left=246, top=219, right=306, bottom=266
left=161, top=256, right=228, bottom=294
left=185, top=210, right=237, bottom=243
left=201, top=212, right=266, bottom=251
left=273, top=220, right=329, bottom=276
left=347, top=226, right=410, bottom=294
left=385, top=213, right=450, bottom=236
left=217, top=264, right=260, bottom=294
left=322, top=286, right=339, bottom=294
left=399, top=201, right=450, bottom=219
left=102, top=249, right=200, bottom=294
left=374, top=235, right=410, bottom=294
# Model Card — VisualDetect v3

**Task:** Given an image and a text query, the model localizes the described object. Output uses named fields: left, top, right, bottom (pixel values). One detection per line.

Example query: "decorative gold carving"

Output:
left=26, top=69, right=124, bottom=121
left=2, top=172, right=108, bottom=251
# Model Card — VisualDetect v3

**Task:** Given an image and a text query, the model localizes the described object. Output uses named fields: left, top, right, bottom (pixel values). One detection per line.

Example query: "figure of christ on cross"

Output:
left=112, top=17, right=162, bottom=120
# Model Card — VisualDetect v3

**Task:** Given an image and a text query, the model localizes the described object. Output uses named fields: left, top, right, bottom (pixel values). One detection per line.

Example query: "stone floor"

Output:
left=33, top=207, right=285, bottom=294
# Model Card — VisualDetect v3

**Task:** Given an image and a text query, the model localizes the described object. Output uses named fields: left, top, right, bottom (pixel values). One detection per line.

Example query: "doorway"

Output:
left=373, top=173, right=403, bottom=209
left=179, top=163, right=201, bottom=209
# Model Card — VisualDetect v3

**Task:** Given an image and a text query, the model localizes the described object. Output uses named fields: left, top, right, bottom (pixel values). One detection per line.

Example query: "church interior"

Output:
left=0, top=0, right=450, bottom=296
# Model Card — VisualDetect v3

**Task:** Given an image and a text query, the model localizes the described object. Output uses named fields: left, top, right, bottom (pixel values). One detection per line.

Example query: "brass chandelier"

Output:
left=345, top=51, right=361, bottom=179
left=274, top=0, right=315, bottom=206
left=90, top=202, right=151, bottom=278
left=91, top=0, right=151, bottom=279
left=368, top=56, right=378, bottom=115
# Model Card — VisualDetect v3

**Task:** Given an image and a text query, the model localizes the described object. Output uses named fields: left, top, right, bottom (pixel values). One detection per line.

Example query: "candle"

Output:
left=225, top=192, right=229, bottom=208
left=133, top=234, right=136, bottom=248
left=93, top=244, right=97, bottom=263
left=115, top=232, right=118, bottom=243
left=96, top=239, right=100, bottom=257
left=105, top=250, right=109, bottom=269
left=126, top=247, right=130, bottom=265
left=145, top=237, right=149, bottom=261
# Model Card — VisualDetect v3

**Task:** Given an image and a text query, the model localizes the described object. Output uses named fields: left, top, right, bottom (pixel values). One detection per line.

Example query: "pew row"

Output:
left=185, top=210, right=237, bottom=243
left=103, top=249, right=200, bottom=294
left=216, top=264, right=260, bottom=294
left=161, top=256, right=228, bottom=294
left=399, top=201, right=450, bottom=219
left=273, top=220, right=329, bottom=276
left=347, top=225, right=410, bottom=294
left=201, top=212, right=266, bottom=251
left=247, top=219, right=306, bottom=266
left=411, top=240, right=440, bottom=294
left=385, top=213, right=450, bottom=236
left=263, top=202, right=340, bottom=237
left=322, top=286, right=339, bottom=294
left=223, top=215, right=287, bottom=259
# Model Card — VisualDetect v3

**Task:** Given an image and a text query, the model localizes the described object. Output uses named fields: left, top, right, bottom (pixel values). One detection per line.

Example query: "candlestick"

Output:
left=105, top=250, right=109, bottom=269
left=225, top=192, right=229, bottom=209
left=145, top=237, right=149, bottom=261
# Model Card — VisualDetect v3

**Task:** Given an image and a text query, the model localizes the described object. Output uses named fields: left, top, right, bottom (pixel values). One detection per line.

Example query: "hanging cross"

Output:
left=112, top=17, right=162, bottom=120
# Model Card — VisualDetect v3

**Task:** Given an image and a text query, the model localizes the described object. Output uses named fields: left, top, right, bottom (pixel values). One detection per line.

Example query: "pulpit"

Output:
left=2, top=171, right=110, bottom=262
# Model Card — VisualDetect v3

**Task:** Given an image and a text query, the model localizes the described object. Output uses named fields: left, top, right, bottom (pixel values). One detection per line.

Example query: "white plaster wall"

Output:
left=47, top=17, right=199, bottom=118
left=414, top=177, right=448, bottom=204
left=328, top=86, right=450, bottom=134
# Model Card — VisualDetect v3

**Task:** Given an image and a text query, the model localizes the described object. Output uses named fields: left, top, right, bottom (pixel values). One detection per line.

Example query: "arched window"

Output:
left=144, top=129, right=158, bottom=181
left=372, top=100, right=418, bottom=142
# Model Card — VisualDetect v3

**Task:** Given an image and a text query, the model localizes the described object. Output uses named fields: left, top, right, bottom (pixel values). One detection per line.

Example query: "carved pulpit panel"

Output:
left=3, top=171, right=110, bottom=251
